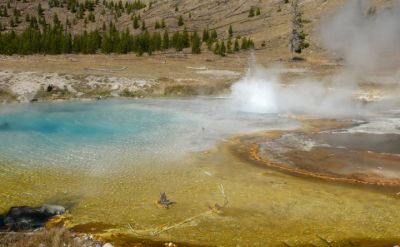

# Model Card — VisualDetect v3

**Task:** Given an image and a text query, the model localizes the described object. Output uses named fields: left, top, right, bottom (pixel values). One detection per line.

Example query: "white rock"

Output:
left=103, top=243, right=114, bottom=247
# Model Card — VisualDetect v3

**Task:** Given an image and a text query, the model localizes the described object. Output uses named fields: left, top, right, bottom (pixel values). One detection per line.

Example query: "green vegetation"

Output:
left=228, top=25, right=233, bottom=37
left=191, top=31, right=201, bottom=54
left=249, top=6, right=261, bottom=17
left=178, top=15, right=184, bottom=26
left=0, top=0, right=255, bottom=57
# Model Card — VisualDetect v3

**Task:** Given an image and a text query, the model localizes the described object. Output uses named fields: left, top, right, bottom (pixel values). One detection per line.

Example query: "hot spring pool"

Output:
left=1, top=98, right=400, bottom=246
left=0, top=98, right=296, bottom=168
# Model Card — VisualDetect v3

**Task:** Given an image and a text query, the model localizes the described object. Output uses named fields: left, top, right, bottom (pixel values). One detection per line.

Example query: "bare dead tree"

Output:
left=290, top=0, right=309, bottom=58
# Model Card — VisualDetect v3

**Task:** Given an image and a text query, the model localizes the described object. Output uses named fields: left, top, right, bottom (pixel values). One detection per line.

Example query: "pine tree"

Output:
left=202, top=28, right=209, bottom=42
left=228, top=25, right=233, bottom=38
left=182, top=27, right=189, bottom=48
left=37, top=3, right=44, bottom=17
left=256, top=7, right=261, bottom=16
left=210, top=29, right=217, bottom=41
left=141, top=19, right=146, bottom=31
left=248, top=7, right=255, bottom=17
left=191, top=31, right=201, bottom=54
left=213, top=40, right=219, bottom=55
left=162, top=30, right=169, bottom=50
left=234, top=38, right=240, bottom=52
left=241, top=37, right=248, bottom=50
left=9, top=18, right=15, bottom=27
left=155, top=20, right=160, bottom=29
left=152, top=32, right=162, bottom=51
left=88, top=12, right=95, bottom=22
left=178, top=15, right=184, bottom=26
left=227, top=38, right=232, bottom=53
left=161, top=19, right=165, bottom=28
left=219, top=41, right=226, bottom=56
left=172, top=31, right=183, bottom=51
left=133, top=16, right=139, bottom=29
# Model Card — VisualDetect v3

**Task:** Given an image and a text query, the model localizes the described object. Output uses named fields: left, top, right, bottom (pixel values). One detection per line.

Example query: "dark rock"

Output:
left=0, top=205, right=65, bottom=231
left=46, top=84, right=54, bottom=92
left=30, top=98, right=38, bottom=103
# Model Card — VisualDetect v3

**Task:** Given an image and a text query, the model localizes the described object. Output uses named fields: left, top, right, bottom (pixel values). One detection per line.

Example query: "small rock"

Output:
left=165, top=243, right=177, bottom=247
left=103, top=243, right=114, bottom=247
left=41, top=204, right=65, bottom=215
left=46, top=84, right=54, bottom=92
left=1, top=204, right=66, bottom=231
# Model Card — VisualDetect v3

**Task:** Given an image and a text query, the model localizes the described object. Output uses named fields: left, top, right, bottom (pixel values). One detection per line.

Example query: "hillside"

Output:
left=0, top=0, right=398, bottom=102
left=0, top=0, right=395, bottom=56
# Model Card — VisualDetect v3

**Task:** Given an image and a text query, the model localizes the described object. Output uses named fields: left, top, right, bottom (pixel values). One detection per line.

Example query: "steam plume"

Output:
left=319, top=0, right=400, bottom=71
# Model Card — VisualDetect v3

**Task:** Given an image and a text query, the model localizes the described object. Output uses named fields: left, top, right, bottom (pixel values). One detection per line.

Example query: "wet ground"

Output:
left=1, top=99, right=400, bottom=246
left=244, top=118, right=400, bottom=187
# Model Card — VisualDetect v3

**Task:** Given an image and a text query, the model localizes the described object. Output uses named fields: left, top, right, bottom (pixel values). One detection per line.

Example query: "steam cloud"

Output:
left=319, top=0, right=400, bottom=71
left=231, top=1, right=400, bottom=116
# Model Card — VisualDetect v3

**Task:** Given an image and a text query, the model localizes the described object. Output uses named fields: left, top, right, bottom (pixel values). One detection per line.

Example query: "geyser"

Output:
left=230, top=64, right=278, bottom=114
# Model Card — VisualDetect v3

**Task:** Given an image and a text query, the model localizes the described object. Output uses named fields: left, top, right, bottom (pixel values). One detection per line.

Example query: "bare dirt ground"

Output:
left=1, top=46, right=398, bottom=103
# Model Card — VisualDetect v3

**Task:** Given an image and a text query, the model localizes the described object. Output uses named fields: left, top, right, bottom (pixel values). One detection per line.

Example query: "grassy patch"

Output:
left=34, top=87, right=74, bottom=101
left=0, top=88, right=16, bottom=101
left=120, top=88, right=153, bottom=98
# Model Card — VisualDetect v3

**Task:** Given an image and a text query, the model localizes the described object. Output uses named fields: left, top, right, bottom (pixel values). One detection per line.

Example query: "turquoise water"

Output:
left=0, top=98, right=296, bottom=168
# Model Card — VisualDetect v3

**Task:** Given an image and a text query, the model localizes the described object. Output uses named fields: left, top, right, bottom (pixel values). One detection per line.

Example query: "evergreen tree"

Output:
left=191, top=31, right=201, bottom=54
left=162, top=30, right=169, bottom=50
left=177, top=15, right=184, bottom=26
left=248, top=7, right=255, bottom=17
left=172, top=31, right=183, bottom=51
left=152, top=32, right=162, bottom=51
left=234, top=38, right=240, bottom=52
left=256, top=7, right=261, bottom=16
left=219, top=41, right=226, bottom=56
left=213, top=40, right=219, bottom=55
left=241, top=37, right=248, bottom=50
left=210, top=29, right=217, bottom=41
left=227, top=38, right=232, bottom=53
left=141, top=19, right=146, bottom=31
left=133, top=16, right=139, bottom=29
left=88, top=12, right=95, bottom=22
left=155, top=20, right=160, bottom=29
left=182, top=27, right=189, bottom=48
left=202, top=28, right=209, bottom=42
left=228, top=25, right=233, bottom=38
left=9, top=18, right=15, bottom=28
left=37, top=3, right=44, bottom=17
left=161, top=19, right=165, bottom=28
